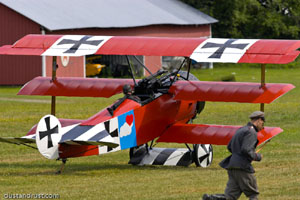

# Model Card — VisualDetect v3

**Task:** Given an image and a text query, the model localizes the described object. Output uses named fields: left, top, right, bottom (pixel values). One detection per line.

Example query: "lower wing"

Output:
left=157, top=124, right=282, bottom=146
left=18, top=76, right=134, bottom=98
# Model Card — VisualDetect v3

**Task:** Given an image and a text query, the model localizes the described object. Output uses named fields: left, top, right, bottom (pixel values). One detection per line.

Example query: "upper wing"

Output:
left=170, top=80, right=295, bottom=104
left=157, top=124, right=282, bottom=146
left=1, top=34, right=300, bottom=64
left=18, top=76, right=134, bottom=98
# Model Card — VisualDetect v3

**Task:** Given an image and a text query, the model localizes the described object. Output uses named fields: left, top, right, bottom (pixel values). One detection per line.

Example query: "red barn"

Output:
left=0, top=0, right=217, bottom=85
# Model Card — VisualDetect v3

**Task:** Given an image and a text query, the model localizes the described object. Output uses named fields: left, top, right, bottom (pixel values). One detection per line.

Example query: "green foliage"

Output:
left=181, top=0, right=300, bottom=39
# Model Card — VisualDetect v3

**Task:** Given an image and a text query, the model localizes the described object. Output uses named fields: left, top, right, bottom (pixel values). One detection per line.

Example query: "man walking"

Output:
left=203, top=111, right=265, bottom=200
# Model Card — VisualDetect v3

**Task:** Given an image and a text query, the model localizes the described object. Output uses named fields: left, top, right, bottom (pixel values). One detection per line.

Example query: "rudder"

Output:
left=36, top=115, right=62, bottom=159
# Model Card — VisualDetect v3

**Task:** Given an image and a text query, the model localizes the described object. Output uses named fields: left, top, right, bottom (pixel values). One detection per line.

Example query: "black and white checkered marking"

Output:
left=35, top=114, right=121, bottom=159
left=129, top=146, right=193, bottom=167
left=59, top=120, right=117, bottom=147
left=98, top=118, right=121, bottom=154
left=129, top=144, right=214, bottom=167
left=190, top=38, right=258, bottom=63
left=42, top=35, right=111, bottom=56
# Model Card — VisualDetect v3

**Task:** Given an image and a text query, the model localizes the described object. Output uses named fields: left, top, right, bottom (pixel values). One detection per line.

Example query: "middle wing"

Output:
left=18, top=76, right=134, bottom=98
left=169, top=80, right=295, bottom=104
left=157, top=124, right=282, bottom=146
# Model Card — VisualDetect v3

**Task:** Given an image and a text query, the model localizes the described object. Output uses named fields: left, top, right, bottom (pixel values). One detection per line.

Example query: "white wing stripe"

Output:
left=140, top=148, right=163, bottom=165
left=164, top=149, right=190, bottom=166
left=42, top=35, right=112, bottom=56
left=190, top=38, right=258, bottom=63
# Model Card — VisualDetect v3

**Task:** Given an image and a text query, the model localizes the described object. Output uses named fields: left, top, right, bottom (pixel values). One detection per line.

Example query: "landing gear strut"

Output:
left=56, top=158, right=67, bottom=174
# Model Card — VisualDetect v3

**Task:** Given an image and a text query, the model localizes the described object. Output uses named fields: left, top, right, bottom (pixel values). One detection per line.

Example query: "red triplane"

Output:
left=0, top=35, right=297, bottom=172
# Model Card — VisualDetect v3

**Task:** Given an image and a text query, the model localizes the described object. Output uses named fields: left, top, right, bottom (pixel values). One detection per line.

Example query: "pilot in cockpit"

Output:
left=107, top=84, right=140, bottom=116
left=122, top=84, right=140, bottom=102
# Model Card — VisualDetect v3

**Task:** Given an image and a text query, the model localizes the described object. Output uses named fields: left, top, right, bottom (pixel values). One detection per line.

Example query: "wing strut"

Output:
left=260, top=64, right=266, bottom=112
left=51, top=56, right=58, bottom=116
left=170, top=57, right=187, bottom=86
left=133, top=55, right=153, bottom=76
left=186, top=57, right=192, bottom=80
left=126, top=55, right=137, bottom=86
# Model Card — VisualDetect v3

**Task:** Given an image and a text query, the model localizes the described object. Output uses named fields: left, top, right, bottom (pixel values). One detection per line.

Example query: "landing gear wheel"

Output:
left=129, top=144, right=148, bottom=159
left=193, top=144, right=213, bottom=168
left=129, top=147, right=138, bottom=159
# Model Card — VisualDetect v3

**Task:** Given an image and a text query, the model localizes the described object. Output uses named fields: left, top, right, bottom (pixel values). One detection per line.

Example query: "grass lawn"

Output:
left=0, top=64, right=299, bottom=199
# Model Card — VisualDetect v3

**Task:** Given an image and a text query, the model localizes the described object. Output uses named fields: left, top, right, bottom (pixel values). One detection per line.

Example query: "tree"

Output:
left=181, top=0, right=300, bottom=39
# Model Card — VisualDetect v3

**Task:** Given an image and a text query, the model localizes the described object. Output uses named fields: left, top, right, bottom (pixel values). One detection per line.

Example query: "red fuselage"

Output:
left=58, top=94, right=196, bottom=158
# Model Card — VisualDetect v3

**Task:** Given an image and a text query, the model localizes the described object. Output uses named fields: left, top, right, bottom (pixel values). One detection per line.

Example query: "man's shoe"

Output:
left=202, top=194, right=211, bottom=200
left=202, top=194, right=226, bottom=200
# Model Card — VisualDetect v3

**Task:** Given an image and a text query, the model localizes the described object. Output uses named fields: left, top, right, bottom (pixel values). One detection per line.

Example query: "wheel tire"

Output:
left=129, top=144, right=148, bottom=159
left=193, top=144, right=213, bottom=168
left=129, top=146, right=138, bottom=159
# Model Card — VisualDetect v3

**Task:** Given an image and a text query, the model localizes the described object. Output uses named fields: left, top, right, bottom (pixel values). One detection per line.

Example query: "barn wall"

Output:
left=0, top=4, right=42, bottom=85
left=45, top=56, right=84, bottom=78
left=0, top=2, right=213, bottom=84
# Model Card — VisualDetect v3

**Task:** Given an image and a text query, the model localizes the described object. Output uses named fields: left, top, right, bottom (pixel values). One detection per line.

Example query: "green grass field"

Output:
left=0, top=64, right=299, bottom=200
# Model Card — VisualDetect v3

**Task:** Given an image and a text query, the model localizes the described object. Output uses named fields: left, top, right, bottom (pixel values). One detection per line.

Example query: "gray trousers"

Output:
left=225, top=169, right=259, bottom=200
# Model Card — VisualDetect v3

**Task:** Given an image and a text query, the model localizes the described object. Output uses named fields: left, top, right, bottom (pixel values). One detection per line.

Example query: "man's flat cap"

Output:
left=249, top=111, right=265, bottom=119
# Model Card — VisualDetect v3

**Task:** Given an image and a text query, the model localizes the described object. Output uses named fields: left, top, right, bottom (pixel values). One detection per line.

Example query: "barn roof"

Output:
left=0, top=0, right=217, bottom=31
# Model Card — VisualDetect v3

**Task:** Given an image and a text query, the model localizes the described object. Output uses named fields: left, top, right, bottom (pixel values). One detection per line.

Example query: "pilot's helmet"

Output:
left=123, top=84, right=132, bottom=95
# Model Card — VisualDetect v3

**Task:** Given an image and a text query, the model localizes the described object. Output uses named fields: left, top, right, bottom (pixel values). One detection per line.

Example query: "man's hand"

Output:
left=255, top=153, right=262, bottom=161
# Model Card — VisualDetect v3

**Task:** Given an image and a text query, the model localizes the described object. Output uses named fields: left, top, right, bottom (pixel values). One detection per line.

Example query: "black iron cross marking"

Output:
left=57, top=35, right=103, bottom=54
left=201, top=39, right=249, bottom=59
left=39, top=116, right=59, bottom=148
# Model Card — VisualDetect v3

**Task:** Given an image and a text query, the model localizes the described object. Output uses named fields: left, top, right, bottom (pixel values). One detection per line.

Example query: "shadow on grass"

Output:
left=0, top=160, right=221, bottom=176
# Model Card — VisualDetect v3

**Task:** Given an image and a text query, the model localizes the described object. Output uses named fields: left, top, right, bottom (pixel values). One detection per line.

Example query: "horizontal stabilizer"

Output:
left=18, top=76, right=134, bottom=98
left=0, top=118, right=82, bottom=146
left=0, top=135, right=35, bottom=144
left=61, top=140, right=118, bottom=148
left=170, top=81, right=295, bottom=103
left=157, top=124, right=283, bottom=146
left=1, top=34, right=300, bottom=64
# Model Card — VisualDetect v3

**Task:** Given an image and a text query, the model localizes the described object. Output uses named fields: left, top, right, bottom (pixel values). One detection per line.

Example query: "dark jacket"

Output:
left=219, top=122, right=262, bottom=173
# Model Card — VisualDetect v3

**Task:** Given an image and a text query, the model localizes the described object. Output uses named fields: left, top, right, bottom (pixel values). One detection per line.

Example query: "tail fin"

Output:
left=36, top=115, right=62, bottom=159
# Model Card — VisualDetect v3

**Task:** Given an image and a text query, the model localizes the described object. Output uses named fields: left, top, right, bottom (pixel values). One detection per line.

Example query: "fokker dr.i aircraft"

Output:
left=0, top=35, right=298, bottom=173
